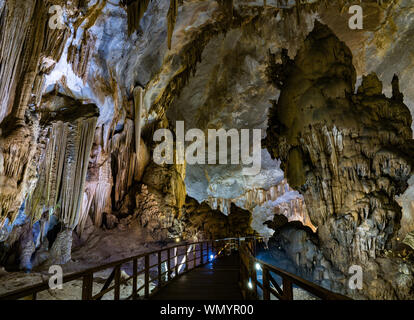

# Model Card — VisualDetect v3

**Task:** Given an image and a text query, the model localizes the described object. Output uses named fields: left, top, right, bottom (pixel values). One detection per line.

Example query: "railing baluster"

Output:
left=145, top=255, right=150, bottom=298
left=175, top=247, right=179, bottom=276
left=0, top=237, right=352, bottom=301
left=114, top=265, right=121, bottom=300
left=158, top=251, right=162, bottom=287
left=167, top=248, right=171, bottom=281
left=263, top=267, right=270, bottom=300
left=283, top=277, right=293, bottom=300
left=185, top=245, right=188, bottom=272
left=132, top=258, right=138, bottom=300
left=82, top=273, right=93, bottom=300
left=251, top=257, right=258, bottom=299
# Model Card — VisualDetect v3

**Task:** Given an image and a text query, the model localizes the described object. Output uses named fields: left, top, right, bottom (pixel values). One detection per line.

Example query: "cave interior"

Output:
left=1, top=0, right=414, bottom=301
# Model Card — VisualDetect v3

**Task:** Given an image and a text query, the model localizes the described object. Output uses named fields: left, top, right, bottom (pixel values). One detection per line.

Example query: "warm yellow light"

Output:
left=175, top=237, right=181, bottom=243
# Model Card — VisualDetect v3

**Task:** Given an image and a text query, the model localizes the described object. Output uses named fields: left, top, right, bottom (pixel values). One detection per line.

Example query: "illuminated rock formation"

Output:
left=182, top=196, right=254, bottom=241
left=264, top=21, right=414, bottom=299
left=207, top=179, right=316, bottom=235
left=22, top=92, right=99, bottom=263
left=0, top=0, right=76, bottom=227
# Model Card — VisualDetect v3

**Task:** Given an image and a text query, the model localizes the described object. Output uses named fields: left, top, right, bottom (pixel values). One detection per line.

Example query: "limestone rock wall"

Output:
left=206, top=179, right=316, bottom=236
left=0, top=0, right=82, bottom=228
left=182, top=196, right=254, bottom=241
left=264, top=21, right=414, bottom=299
left=266, top=215, right=348, bottom=295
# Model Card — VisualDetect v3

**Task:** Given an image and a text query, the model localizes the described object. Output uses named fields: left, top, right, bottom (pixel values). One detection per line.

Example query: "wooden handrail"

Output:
left=0, top=236, right=346, bottom=301
left=0, top=239, right=228, bottom=300
left=239, top=239, right=351, bottom=300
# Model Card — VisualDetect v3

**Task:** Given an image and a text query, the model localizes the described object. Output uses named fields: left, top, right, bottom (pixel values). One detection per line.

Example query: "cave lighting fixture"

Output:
left=247, top=279, right=253, bottom=290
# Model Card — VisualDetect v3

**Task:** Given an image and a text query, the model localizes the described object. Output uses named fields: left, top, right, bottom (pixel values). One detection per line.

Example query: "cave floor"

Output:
left=151, top=253, right=243, bottom=300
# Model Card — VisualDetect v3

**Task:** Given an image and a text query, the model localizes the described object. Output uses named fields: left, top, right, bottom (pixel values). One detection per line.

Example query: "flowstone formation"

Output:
left=264, top=21, right=414, bottom=299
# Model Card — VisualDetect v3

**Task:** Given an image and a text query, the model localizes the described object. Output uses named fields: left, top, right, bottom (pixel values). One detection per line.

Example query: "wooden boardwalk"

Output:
left=151, top=253, right=243, bottom=300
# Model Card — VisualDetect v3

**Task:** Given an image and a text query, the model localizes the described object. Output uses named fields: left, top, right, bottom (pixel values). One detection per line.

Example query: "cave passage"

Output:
left=1, top=0, right=414, bottom=302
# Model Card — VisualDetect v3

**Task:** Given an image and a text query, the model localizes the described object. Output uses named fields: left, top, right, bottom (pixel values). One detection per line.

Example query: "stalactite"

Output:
left=111, top=119, right=134, bottom=209
left=13, top=0, right=48, bottom=120
left=26, top=96, right=99, bottom=229
left=109, top=118, right=150, bottom=211
left=0, top=0, right=36, bottom=122
left=125, top=0, right=152, bottom=35
left=0, top=123, right=38, bottom=226
left=125, top=0, right=180, bottom=49
left=295, top=0, right=301, bottom=25
left=217, top=0, right=233, bottom=19
left=77, top=124, right=113, bottom=232
left=0, top=0, right=69, bottom=227
left=167, top=0, right=178, bottom=50
left=67, top=31, right=97, bottom=82
left=133, top=86, right=144, bottom=160
left=61, top=117, right=98, bottom=228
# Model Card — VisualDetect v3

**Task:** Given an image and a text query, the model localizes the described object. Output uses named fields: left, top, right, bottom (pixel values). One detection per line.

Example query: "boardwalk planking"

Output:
left=151, top=253, right=243, bottom=300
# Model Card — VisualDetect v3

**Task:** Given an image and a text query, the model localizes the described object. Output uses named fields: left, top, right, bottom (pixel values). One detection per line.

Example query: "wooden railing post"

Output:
left=114, top=265, right=121, bottom=300
left=167, top=248, right=172, bottom=281
left=193, top=244, right=197, bottom=267
left=145, top=255, right=150, bottom=298
left=251, top=257, right=258, bottom=299
left=263, top=267, right=270, bottom=300
left=158, top=251, right=162, bottom=287
left=132, top=258, right=138, bottom=300
left=283, top=277, right=293, bottom=300
left=175, top=247, right=179, bottom=276
left=200, top=242, right=204, bottom=264
left=82, top=273, right=93, bottom=300
left=185, top=245, right=189, bottom=272
left=254, top=238, right=257, bottom=256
